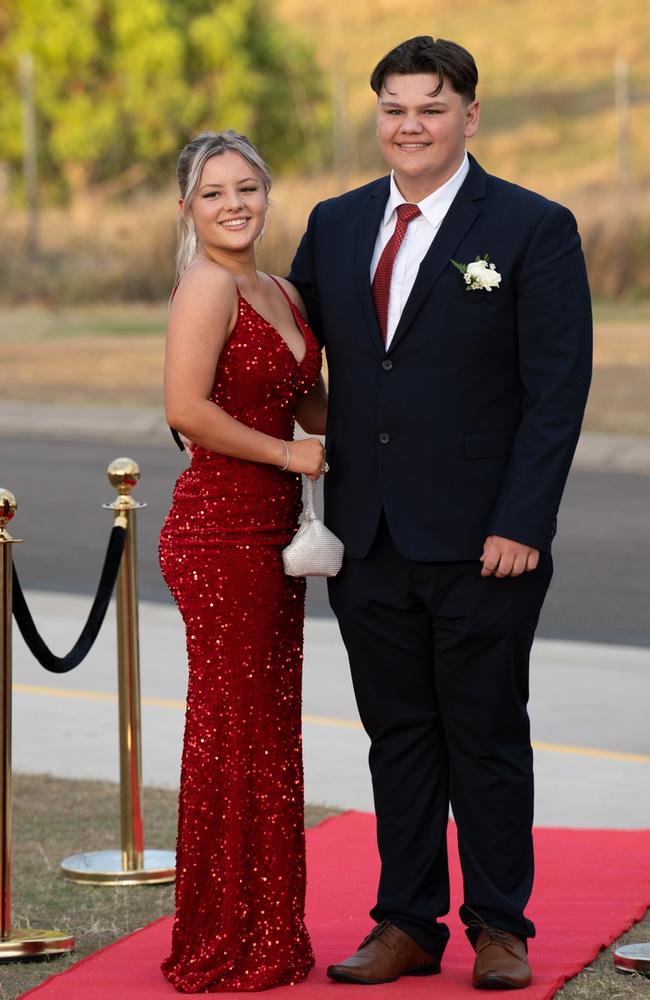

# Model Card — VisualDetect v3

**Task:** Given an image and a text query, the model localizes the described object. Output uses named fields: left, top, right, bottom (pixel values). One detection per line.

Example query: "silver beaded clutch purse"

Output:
left=282, top=477, right=344, bottom=577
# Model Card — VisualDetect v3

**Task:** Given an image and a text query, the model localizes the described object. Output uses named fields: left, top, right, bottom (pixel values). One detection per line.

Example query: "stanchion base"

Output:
left=60, top=848, right=176, bottom=885
left=614, top=942, right=650, bottom=974
left=0, top=928, right=74, bottom=959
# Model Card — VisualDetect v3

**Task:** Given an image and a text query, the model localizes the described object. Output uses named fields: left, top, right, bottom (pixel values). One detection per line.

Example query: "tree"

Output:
left=0, top=0, right=330, bottom=203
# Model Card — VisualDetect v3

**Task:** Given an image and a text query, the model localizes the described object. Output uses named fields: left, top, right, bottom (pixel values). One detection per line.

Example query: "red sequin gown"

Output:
left=159, top=281, right=321, bottom=992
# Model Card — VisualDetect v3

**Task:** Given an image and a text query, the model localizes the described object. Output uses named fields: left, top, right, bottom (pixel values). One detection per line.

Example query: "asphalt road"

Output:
left=2, top=435, right=649, bottom=646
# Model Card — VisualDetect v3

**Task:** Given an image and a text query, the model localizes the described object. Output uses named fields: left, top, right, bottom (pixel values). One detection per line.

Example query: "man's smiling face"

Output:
left=376, top=72, right=479, bottom=199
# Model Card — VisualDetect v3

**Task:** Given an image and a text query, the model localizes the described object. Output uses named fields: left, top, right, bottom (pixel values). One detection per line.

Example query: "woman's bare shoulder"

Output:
left=173, top=260, right=238, bottom=308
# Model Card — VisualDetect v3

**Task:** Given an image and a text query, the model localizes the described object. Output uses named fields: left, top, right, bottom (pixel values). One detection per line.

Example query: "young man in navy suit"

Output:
left=289, top=36, right=591, bottom=990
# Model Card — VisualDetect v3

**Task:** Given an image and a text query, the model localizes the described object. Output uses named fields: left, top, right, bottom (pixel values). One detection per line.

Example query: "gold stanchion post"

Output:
left=60, top=460, right=175, bottom=885
left=0, top=489, right=74, bottom=958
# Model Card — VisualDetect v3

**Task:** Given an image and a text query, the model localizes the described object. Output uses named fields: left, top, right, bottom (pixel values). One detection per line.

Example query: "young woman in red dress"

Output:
left=159, top=130, right=327, bottom=992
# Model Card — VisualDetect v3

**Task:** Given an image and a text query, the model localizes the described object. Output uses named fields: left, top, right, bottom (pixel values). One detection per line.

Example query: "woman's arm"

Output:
left=164, top=265, right=325, bottom=476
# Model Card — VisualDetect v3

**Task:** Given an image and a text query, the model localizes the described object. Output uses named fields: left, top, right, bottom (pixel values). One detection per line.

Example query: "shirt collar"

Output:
left=383, top=151, right=470, bottom=228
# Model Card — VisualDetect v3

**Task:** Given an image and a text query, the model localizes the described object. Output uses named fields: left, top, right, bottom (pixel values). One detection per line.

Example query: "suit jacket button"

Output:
left=382, top=359, right=393, bottom=370
left=379, top=432, right=390, bottom=444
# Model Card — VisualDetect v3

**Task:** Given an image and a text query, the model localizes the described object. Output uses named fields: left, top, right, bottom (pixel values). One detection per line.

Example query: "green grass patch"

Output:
left=0, top=298, right=648, bottom=342
left=73, top=318, right=166, bottom=337
left=0, top=305, right=167, bottom=343
left=592, top=299, right=650, bottom=322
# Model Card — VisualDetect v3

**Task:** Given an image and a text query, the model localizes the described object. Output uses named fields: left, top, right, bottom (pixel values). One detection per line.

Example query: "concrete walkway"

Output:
left=1, top=399, right=650, bottom=473
left=11, top=590, right=650, bottom=828
left=3, top=400, right=649, bottom=827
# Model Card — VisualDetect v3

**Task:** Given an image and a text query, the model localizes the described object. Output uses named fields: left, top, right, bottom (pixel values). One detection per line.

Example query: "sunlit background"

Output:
left=1, top=10, right=649, bottom=998
left=1, top=0, right=649, bottom=434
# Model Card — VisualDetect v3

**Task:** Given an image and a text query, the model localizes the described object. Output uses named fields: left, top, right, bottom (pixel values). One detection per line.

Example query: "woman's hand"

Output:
left=282, top=438, right=326, bottom=480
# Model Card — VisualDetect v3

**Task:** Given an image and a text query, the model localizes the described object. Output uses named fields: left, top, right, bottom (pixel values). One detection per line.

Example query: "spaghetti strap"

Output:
left=269, top=274, right=294, bottom=306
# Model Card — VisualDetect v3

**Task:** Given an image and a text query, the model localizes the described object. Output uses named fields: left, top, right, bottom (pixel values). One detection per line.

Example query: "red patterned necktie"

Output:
left=372, top=202, right=421, bottom=344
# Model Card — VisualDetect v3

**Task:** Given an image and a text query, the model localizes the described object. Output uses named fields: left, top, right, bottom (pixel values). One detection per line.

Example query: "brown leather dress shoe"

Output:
left=472, top=926, right=531, bottom=990
left=327, top=920, right=441, bottom=984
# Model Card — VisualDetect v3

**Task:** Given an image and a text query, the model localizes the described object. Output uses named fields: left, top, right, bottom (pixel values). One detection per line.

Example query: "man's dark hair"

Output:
left=370, top=36, right=478, bottom=103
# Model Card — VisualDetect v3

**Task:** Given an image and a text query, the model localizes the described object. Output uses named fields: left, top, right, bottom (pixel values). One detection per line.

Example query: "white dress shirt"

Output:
left=370, top=152, right=470, bottom=349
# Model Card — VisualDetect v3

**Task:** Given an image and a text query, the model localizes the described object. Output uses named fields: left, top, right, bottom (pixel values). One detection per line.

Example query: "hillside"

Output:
left=276, top=0, right=650, bottom=198
left=1, top=1, right=648, bottom=303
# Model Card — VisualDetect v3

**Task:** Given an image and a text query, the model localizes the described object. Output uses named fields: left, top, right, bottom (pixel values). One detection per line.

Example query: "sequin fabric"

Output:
left=159, top=291, right=321, bottom=992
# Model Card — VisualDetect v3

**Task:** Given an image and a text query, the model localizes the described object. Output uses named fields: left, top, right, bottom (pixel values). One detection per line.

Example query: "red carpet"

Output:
left=20, top=812, right=650, bottom=999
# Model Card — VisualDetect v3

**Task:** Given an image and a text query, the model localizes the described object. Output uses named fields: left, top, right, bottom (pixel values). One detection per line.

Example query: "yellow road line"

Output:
left=13, top=682, right=184, bottom=711
left=531, top=740, right=650, bottom=764
left=302, top=712, right=362, bottom=730
left=13, top=683, right=650, bottom=764
left=15, top=683, right=118, bottom=703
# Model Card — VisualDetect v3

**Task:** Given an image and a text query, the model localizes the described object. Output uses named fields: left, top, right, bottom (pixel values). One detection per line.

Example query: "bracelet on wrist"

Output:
left=278, top=440, right=290, bottom=471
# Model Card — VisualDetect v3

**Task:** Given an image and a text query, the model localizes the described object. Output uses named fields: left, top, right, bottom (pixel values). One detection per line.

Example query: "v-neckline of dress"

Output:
left=236, top=292, right=308, bottom=367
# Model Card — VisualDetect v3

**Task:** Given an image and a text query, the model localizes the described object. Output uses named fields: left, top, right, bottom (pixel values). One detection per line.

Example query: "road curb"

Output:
left=1, top=402, right=649, bottom=473
left=11, top=594, right=650, bottom=826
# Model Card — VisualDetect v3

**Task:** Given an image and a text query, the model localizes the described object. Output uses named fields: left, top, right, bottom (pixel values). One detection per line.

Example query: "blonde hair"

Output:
left=175, top=130, right=272, bottom=278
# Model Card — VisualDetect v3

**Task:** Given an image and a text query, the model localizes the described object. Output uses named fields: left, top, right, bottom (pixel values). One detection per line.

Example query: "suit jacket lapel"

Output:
left=387, top=156, right=488, bottom=354
left=354, top=176, right=390, bottom=356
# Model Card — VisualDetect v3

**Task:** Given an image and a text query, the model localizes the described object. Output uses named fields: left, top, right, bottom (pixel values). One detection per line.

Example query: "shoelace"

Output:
left=358, top=919, right=397, bottom=954
left=465, top=907, right=519, bottom=955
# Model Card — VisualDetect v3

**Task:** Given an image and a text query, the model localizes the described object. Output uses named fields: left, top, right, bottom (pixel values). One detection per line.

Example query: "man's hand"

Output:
left=480, top=535, right=539, bottom=578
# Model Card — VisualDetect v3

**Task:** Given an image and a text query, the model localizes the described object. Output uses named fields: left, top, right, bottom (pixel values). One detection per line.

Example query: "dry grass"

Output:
left=571, top=190, right=650, bottom=300
left=0, top=334, right=165, bottom=407
left=0, top=191, right=178, bottom=305
left=277, top=0, right=650, bottom=95
left=1, top=3, right=650, bottom=303
left=1, top=773, right=340, bottom=1000
left=555, top=910, right=650, bottom=999
left=1, top=170, right=650, bottom=303
left=275, top=0, right=650, bottom=190
left=583, top=366, right=650, bottom=435
left=2, top=301, right=650, bottom=434
left=593, top=323, right=650, bottom=366
left=0, top=304, right=168, bottom=408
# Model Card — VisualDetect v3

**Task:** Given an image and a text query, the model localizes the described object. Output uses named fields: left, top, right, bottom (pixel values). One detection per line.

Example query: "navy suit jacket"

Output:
left=288, top=155, right=592, bottom=560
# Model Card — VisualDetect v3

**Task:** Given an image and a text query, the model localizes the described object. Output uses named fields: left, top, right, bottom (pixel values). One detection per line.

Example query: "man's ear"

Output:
left=464, top=100, right=480, bottom=139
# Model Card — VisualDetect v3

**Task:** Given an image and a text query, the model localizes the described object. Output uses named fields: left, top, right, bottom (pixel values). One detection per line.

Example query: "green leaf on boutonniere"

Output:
left=450, top=253, right=501, bottom=292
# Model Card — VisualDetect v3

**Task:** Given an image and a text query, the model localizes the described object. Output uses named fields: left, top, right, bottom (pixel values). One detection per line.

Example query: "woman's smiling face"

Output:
left=185, top=150, right=268, bottom=257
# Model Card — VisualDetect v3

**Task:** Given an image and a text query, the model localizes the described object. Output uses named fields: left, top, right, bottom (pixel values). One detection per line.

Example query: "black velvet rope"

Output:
left=11, top=525, right=126, bottom=673
left=170, top=426, right=185, bottom=452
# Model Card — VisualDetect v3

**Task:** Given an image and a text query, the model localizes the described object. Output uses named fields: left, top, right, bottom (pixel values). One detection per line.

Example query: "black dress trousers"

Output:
left=328, top=515, right=553, bottom=958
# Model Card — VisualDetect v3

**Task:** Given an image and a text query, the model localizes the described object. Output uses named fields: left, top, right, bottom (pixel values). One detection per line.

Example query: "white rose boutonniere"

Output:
left=451, top=254, right=502, bottom=292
